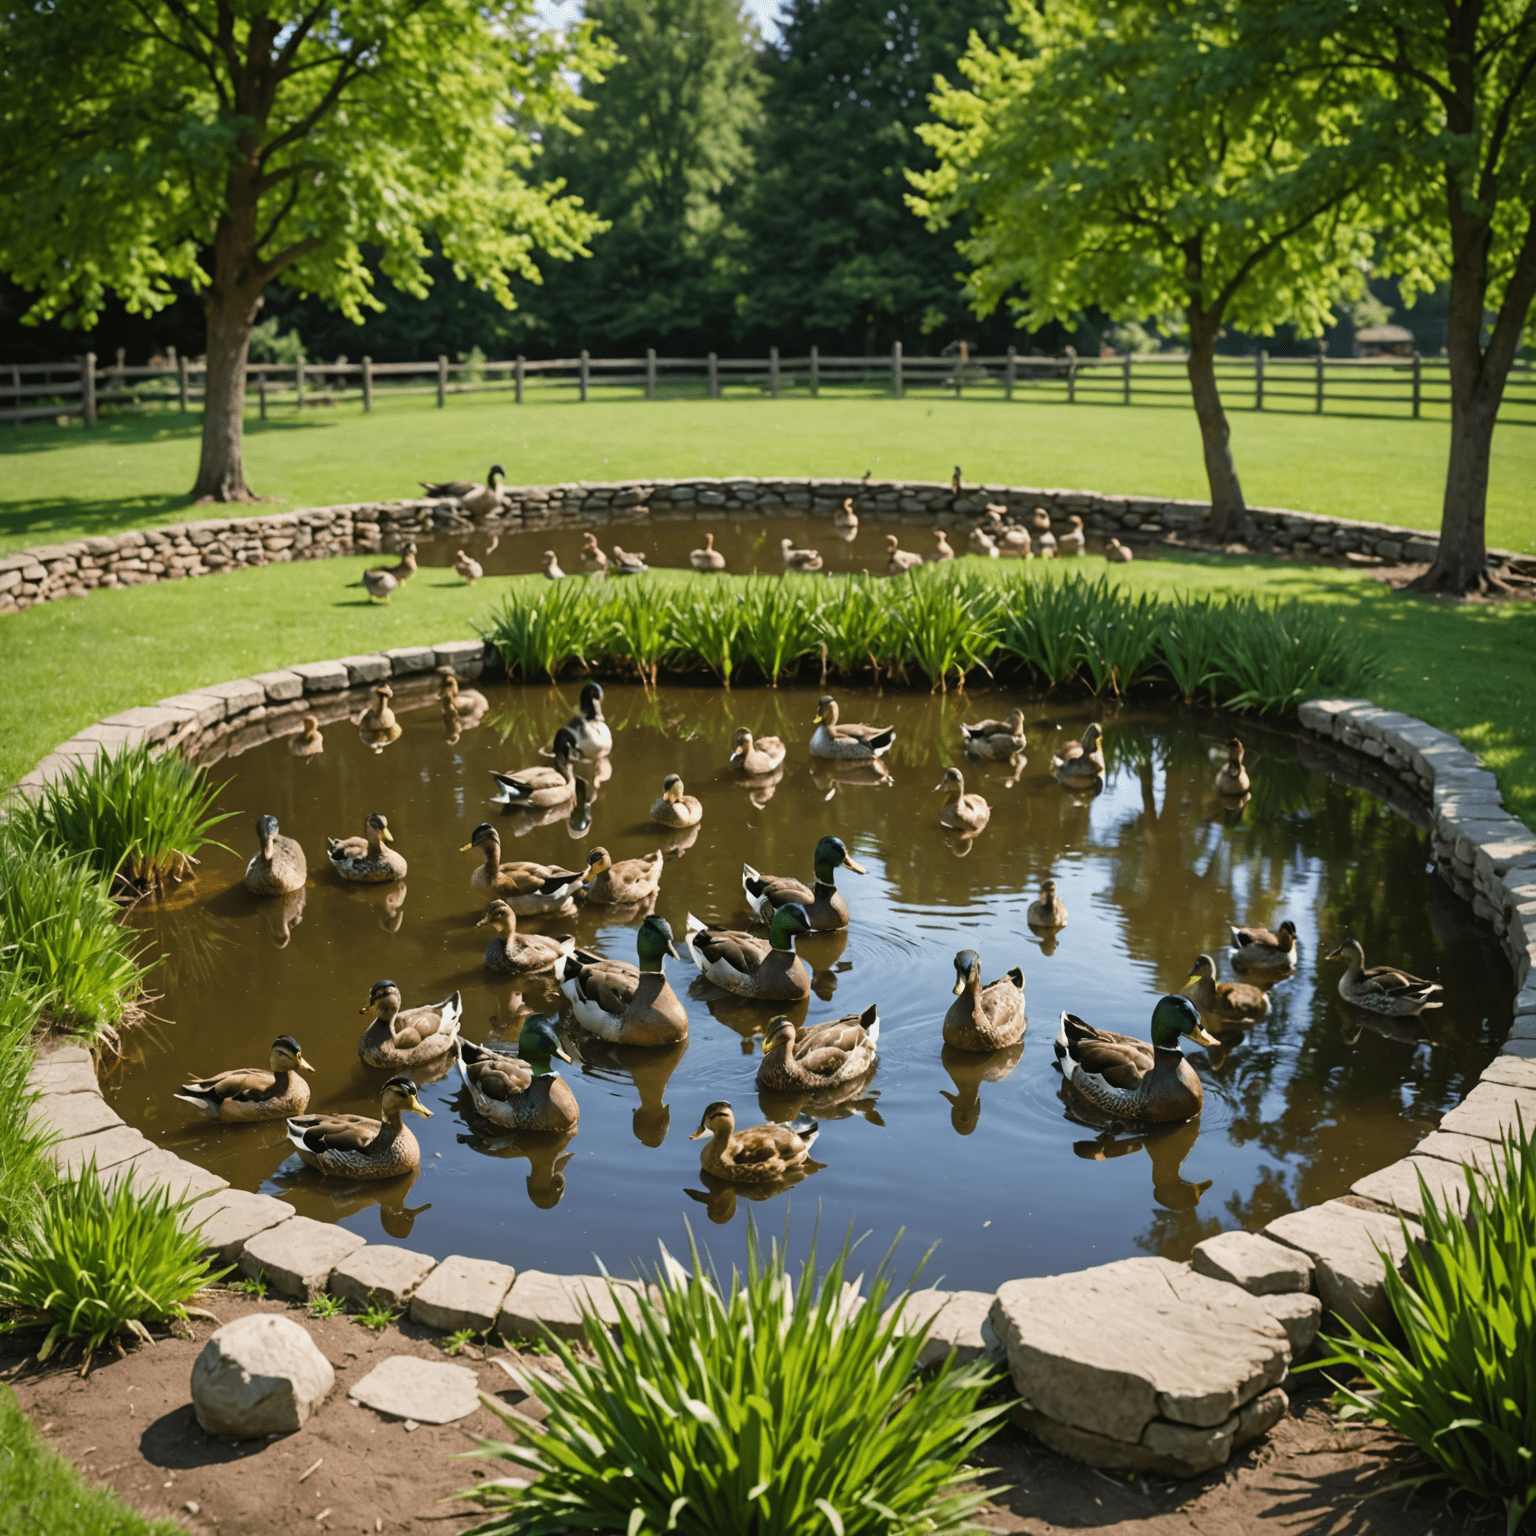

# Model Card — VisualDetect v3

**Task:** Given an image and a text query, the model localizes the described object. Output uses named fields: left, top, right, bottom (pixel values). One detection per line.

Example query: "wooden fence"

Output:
left=4, top=345, right=1534, bottom=426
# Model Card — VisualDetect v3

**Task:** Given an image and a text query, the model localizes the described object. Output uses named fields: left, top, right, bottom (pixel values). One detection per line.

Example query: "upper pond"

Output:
left=109, top=683, right=1511, bottom=1292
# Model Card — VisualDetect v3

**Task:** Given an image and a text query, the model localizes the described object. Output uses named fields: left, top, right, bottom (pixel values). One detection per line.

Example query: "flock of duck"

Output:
left=181, top=679, right=1446, bottom=1200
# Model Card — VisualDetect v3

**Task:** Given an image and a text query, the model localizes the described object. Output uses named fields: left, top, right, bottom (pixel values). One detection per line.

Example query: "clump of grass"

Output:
left=354, top=1294, right=399, bottom=1332
left=235, top=1271, right=268, bottom=1300
left=891, top=568, right=1001, bottom=691
left=602, top=579, right=675, bottom=689
left=738, top=576, right=822, bottom=685
left=307, top=1293, right=346, bottom=1319
left=667, top=582, right=745, bottom=687
left=483, top=578, right=600, bottom=681
left=1215, top=602, right=1378, bottom=714
left=442, top=1326, right=479, bottom=1356
left=0, top=974, right=55, bottom=1243
left=1160, top=595, right=1225, bottom=703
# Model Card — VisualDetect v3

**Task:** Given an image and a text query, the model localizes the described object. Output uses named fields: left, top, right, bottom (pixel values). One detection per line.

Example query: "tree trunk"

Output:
left=1414, top=389, right=1500, bottom=592
left=1185, top=321, right=1251, bottom=542
left=191, top=290, right=260, bottom=502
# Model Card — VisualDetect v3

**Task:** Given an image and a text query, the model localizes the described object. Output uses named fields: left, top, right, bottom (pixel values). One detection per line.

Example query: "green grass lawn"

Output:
left=3, top=388, right=1534, bottom=555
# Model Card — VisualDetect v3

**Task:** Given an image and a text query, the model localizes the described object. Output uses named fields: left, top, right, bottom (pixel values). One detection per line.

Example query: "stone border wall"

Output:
left=5, top=477, right=1532, bottom=611
left=19, top=664, right=1536, bottom=1479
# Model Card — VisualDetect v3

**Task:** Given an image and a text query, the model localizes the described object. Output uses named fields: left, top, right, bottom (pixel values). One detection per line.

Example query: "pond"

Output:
left=110, top=682, right=1512, bottom=1292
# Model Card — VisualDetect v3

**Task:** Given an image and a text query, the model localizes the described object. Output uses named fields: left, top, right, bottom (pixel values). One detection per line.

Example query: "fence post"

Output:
left=954, top=339, right=967, bottom=398
left=1006, top=345, right=1016, bottom=400
left=81, top=352, right=97, bottom=426
left=178, top=355, right=190, bottom=412
left=1314, top=347, right=1324, bottom=414
left=579, top=349, right=590, bottom=402
left=360, top=356, right=373, bottom=414
left=769, top=345, right=780, bottom=398
left=1122, top=351, right=1131, bottom=406
left=258, top=373, right=268, bottom=420
left=708, top=351, right=719, bottom=399
left=11, top=364, right=19, bottom=428
left=810, top=345, right=819, bottom=397
left=515, top=355, right=525, bottom=404
left=436, top=355, right=447, bottom=408
left=295, top=358, right=306, bottom=411
left=1255, top=349, right=1266, bottom=411
left=1065, top=346, right=1077, bottom=404
left=890, top=340, right=903, bottom=399
left=645, top=348, right=656, bottom=400
left=1411, top=350, right=1422, bottom=419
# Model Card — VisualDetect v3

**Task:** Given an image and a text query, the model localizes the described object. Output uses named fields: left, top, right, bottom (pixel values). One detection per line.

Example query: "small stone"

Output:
left=1191, top=1231, right=1314, bottom=1295
left=349, top=1356, right=480, bottom=1425
left=330, top=1245, right=437, bottom=1308
left=1264, top=1201, right=1411, bottom=1332
left=337, top=654, right=392, bottom=686
left=410, top=1255, right=516, bottom=1334
left=290, top=660, right=348, bottom=693
left=240, top=1217, right=366, bottom=1299
left=1233, top=1387, right=1288, bottom=1446
left=249, top=669, right=304, bottom=702
left=183, top=1501, right=200, bottom=1515
left=1251, top=1292, right=1322, bottom=1357
left=191, top=1314, right=334, bottom=1439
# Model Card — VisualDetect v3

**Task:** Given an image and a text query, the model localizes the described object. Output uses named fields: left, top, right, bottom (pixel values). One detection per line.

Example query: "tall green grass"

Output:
left=0, top=975, right=53, bottom=1243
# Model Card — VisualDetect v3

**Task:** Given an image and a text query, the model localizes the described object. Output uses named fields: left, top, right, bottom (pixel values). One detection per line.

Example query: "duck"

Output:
left=288, top=715, right=324, bottom=757
left=1055, top=995, right=1219, bottom=1124
left=421, top=464, right=505, bottom=516
left=244, top=813, right=307, bottom=896
left=175, top=1035, right=314, bottom=1123
left=690, top=1101, right=819, bottom=1184
left=810, top=695, right=894, bottom=760
left=476, top=898, right=578, bottom=976
left=565, top=682, right=613, bottom=756
left=742, top=834, right=864, bottom=930
left=612, top=544, right=649, bottom=575
left=439, top=668, right=490, bottom=721
left=490, top=727, right=580, bottom=810
left=455, top=549, right=483, bottom=583
left=581, top=845, right=664, bottom=905
left=580, top=532, right=608, bottom=574
left=358, top=682, right=397, bottom=734
left=542, top=550, right=566, bottom=581
left=327, top=811, right=408, bottom=883
left=951, top=465, right=963, bottom=494
left=931, top=528, right=956, bottom=561
left=1059, top=515, right=1087, bottom=555
left=730, top=727, right=786, bottom=776
left=985, top=507, right=1031, bottom=557
left=460, top=822, right=582, bottom=914
left=286, top=1074, right=432, bottom=1182
left=1027, top=879, right=1069, bottom=931
left=1029, top=509, right=1058, bottom=557
left=1105, top=538, right=1134, bottom=563
left=757, top=1006, right=879, bottom=1092
left=684, top=903, right=812, bottom=1001
left=834, top=498, right=859, bottom=535
left=781, top=537, right=823, bottom=574
left=1185, top=954, right=1270, bottom=1023
left=935, top=766, right=990, bottom=832
left=690, top=532, right=727, bottom=572
left=1230, top=919, right=1298, bottom=976
left=944, top=951, right=1026, bottom=1051
left=968, top=525, right=1000, bottom=558
left=456, top=1017, right=578, bottom=1134
left=357, top=981, right=463, bottom=1069
left=1051, top=722, right=1106, bottom=782
left=961, top=707, right=1025, bottom=760
left=1215, top=738, right=1250, bottom=795
left=1326, top=938, right=1443, bottom=1015
left=650, top=774, right=703, bottom=828
left=885, top=534, right=923, bottom=575
left=383, top=540, right=419, bottom=581
left=557, top=915, right=689, bottom=1045
left=361, top=565, right=399, bottom=603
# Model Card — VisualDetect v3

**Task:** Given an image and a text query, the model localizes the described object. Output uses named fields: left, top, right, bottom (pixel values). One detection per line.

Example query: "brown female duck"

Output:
left=357, top=981, right=463, bottom=1070
left=245, top=813, right=306, bottom=896
left=327, top=812, right=408, bottom=883
left=460, top=822, right=582, bottom=915
left=690, top=1101, right=819, bottom=1184
left=286, top=1074, right=431, bottom=1181
left=175, top=1035, right=314, bottom=1123
left=943, top=950, right=1026, bottom=1051
left=1185, top=954, right=1270, bottom=1023
left=756, top=1006, right=879, bottom=1093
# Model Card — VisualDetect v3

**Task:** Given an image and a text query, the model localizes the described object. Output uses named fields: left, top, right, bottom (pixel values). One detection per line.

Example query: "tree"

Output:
left=0, top=2, right=610, bottom=502
left=909, top=0, right=1382, bottom=540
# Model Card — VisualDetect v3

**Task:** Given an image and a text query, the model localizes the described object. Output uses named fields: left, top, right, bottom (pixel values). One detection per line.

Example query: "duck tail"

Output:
left=859, top=1003, right=880, bottom=1043
left=284, top=1117, right=314, bottom=1155
left=172, top=1089, right=219, bottom=1120
left=789, top=1113, right=820, bottom=1148
left=684, top=912, right=709, bottom=968
left=1054, top=1010, right=1092, bottom=1065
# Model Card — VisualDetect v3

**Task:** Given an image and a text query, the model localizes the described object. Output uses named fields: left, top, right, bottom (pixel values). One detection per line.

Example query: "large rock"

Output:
left=191, top=1314, right=334, bottom=1439
left=349, top=1356, right=479, bottom=1425
left=1191, top=1231, right=1313, bottom=1295
left=1252, top=1291, right=1323, bottom=1357
left=1263, top=1200, right=1411, bottom=1331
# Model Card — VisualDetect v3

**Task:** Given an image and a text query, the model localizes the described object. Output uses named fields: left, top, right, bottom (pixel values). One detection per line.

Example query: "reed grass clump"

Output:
left=0, top=973, right=54, bottom=1242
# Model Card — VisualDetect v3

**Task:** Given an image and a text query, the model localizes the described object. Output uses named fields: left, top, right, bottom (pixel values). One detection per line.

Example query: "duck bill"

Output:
left=842, top=856, right=866, bottom=874
left=952, top=978, right=966, bottom=996
left=458, top=841, right=475, bottom=853
left=475, top=913, right=491, bottom=928
left=1324, top=944, right=1345, bottom=961
left=555, top=1047, right=573, bottom=1064
left=298, top=1056, right=316, bottom=1073
left=665, top=940, right=679, bottom=959
left=688, top=1125, right=709, bottom=1141
left=379, top=828, right=395, bottom=843
left=1188, top=1025, right=1221, bottom=1048
left=408, top=1095, right=433, bottom=1118
left=762, top=1034, right=787, bottom=1053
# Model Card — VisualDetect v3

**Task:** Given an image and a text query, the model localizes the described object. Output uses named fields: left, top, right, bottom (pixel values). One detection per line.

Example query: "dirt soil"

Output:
left=2, top=1291, right=1507, bottom=1536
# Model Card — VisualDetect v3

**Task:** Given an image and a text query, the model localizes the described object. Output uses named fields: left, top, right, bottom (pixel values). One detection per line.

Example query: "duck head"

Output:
left=1149, top=994, right=1220, bottom=1050
left=768, top=902, right=812, bottom=951
left=952, top=949, right=982, bottom=996
left=1325, top=937, right=1364, bottom=965
left=1186, top=954, right=1219, bottom=984
left=1226, top=737, right=1245, bottom=762
left=934, top=766, right=967, bottom=799
left=583, top=846, right=613, bottom=883
left=365, top=811, right=394, bottom=843
left=551, top=726, right=581, bottom=767
left=690, top=1100, right=735, bottom=1140
left=636, top=914, right=680, bottom=970
left=579, top=681, right=604, bottom=719
left=382, top=1073, right=433, bottom=1119
left=361, top=979, right=401, bottom=1018
left=762, top=1016, right=797, bottom=1054
left=460, top=821, right=499, bottom=855
left=518, top=1013, right=572, bottom=1072
left=270, top=1035, right=315, bottom=1074
left=487, top=464, right=505, bottom=487
left=812, top=695, right=839, bottom=726
left=476, top=898, right=516, bottom=934
left=255, top=813, right=282, bottom=859
left=661, top=773, right=687, bottom=803
left=812, top=835, right=864, bottom=884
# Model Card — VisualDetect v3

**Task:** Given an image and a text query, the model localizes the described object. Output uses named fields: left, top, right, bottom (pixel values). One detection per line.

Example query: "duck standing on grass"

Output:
left=691, top=1101, right=819, bottom=1183
left=1105, top=539, right=1134, bottom=563
left=477, top=898, right=578, bottom=976
left=327, top=811, right=407, bottom=882
left=1055, top=996, right=1219, bottom=1124
left=288, top=716, right=324, bottom=758
left=612, top=545, right=649, bottom=575
left=455, top=549, right=483, bottom=583
left=456, top=1017, right=578, bottom=1134
left=175, top=1035, right=314, bottom=1122
left=287, top=1074, right=432, bottom=1181
left=1185, top=954, right=1269, bottom=1023
left=245, top=813, right=306, bottom=895
left=357, top=981, right=463, bottom=1070
left=542, top=550, right=566, bottom=581
left=943, top=951, right=1026, bottom=1051
left=1327, top=938, right=1443, bottom=1015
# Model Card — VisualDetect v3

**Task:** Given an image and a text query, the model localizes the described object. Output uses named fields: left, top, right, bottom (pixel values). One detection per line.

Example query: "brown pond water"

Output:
left=110, top=685, right=1512, bottom=1291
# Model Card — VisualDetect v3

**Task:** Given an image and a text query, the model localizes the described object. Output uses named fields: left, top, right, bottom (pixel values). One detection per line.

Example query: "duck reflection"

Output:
left=273, top=1162, right=430, bottom=1240
left=566, top=778, right=594, bottom=837
left=735, top=767, right=784, bottom=809
left=797, top=928, right=848, bottom=1001
left=1334, top=998, right=1438, bottom=1048
left=758, top=1064, right=882, bottom=1129
left=684, top=1161, right=825, bottom=1225
left=1068, top=1112, right=1212, bottom=1213
left=358, top=723, right=404, bottom=755
left=940, top=1041, right=1024, bottom=1134
left=573, top=1037, right=688, bottom=1147
left=501, top=800, right=575, bottom=838
left=256, top=885, right=307, bottom=948
left=453, top=1105, right=577, bottom=1210
left=809, top=758, right=892, bottom=801
left=343, top=880, right=408, bottom=932
left=656, top=822, right=700, bottom=857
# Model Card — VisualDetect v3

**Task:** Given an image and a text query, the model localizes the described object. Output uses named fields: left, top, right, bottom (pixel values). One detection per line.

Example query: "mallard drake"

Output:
left=651, top=774, right=703, bottom=828
left=1051, top=722, right=1105, bottom=781
left=439, top=669, right=490, bottom=720
left=362, top=565, right=399, bottom=602
left=691, top=1101, right=819, bottom=1184
left=565, top=682, right=613, bottom=756
left=690, top=532, right=727, bottom=572
left=327, top=812, right=408, bottom=883
left=730, top=727, right=786, bottom=775
left=757, top=1005, right=879, bottom=1093
left=358, top=682, right=397, bottom=734
left=1215, top=738, right=1250, bottom=795
left=1326, top=938, right=1443, bottom=1015
left=460, top=823, right=582, bottom=914
left=477, top=899, right=578, bottom=975
left=935, top=767, right=990, bottom=832
left=1230, top=919, right=1297, bottom=975
left=834, top=498, right=859, bottom=534
left=245, top=813, right=306, bottom=896
left=455, top=549, right=483, bottom=583
left=579, top=845, right=663, bottom=906
left=175, top=1035, right=314, bottom=1123
left=931, top=528, right=956, bottom=561
left=421, top=464, right=505, bottom=516
left=943, top=951, right=1026, bottom=1051
left=742, top=834, right=864, bottom=930
left=288, top=715, right=324, bottom=757
left=557, top=915, right=689, bottom=1045
left=1105, top=539, right=1133, bottom=563
left=1186, top=954, right=1270, bottom=1023
left=781, top=538, right=823, bottom=574
left=358, top=981, right=463, bottom=1069
left=961, top=708, right=1025, bottom=760
left=1059, top=515, right=1086, bottom=555
left=580, top=532, right=609, bottom=574
left=1027, top=879, right=1069, bottom=931
left=542, top=550, right=566, bottom=581
left=886, top=534, right=923, bottom=575
left=287, top=1073, right=431, bottom=1182
left=456, top=1017, right=578, bottom=1134
left=968, top=525, right=999, bottom=558
left=684, top=903, right=811, bottom=1001
left=810, top=695, right=894, bottom=760
left=491, top=727, right=579, bottom=810
left=1055, top=995, right=1219, bottom=1123
left=612, top=544, right=649, bottom=575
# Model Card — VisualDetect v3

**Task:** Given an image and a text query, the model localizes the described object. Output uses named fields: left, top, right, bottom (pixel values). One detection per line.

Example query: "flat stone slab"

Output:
left=385, top=645, right=437, bottom=675
left=330, top=1245, right=438, bottom=1308
left=1480, top=1055, right=1536, bottom=1091
left=250, top=669, right=304, bottom=701
left=46, top=1124, right=156, bottom=1175
left=410, top=1255, right=516, bottom=1334
left=120, top=1149, right=229, bottom=1203
left=1191, top=1231, right=1313, bottom=1295
left=338, top=654, right=391, bottom=686
left=241, top=1216, right=366, bottom=1299
left=1413, top=1130, right=1513, bottom=1178
left=1438, top=1081, right=1536, bottom=1142
left=884, top=1289, right=998, bottom=1367
left=188, top=1189, right=296, bottom=1262
left=349, top=1356, right=480, bottom=1425
left=497, top=1270, right=648, bottom=1343
left=434, top=639, right=486, bottom=676
left=25, top=1056, right=99, bottom=1095
left=157, top=691, right=228, bottom=728
left=34, top=1091, right=122, bottom=1142
left=201, top=678, right=266, bottom=713
left=1264, top=1200, right=1411, bottom=1331
left=290, top=660, right=348, bottom=692
left=1352, top=1155, right=1475, bottom=1220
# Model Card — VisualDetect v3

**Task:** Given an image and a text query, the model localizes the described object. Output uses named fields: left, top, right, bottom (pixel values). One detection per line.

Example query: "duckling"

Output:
left=286, top=1073, right=432, bottom=1182
left=476, top=898, right=577, bottom=976
left=834, top=498, right=859, bottom=535
left=1326, top=938, right=1443, bottom=1015
left=935, top=766, right=990, bottom=832
left=327, top=812, right=408, bottom=883
left=580, top=532, right=609, bottom=574
left=358, top=981, right=463, bottom=1070
left=455, top=549, right=483, bottom=583
left=490, top=727, right=579, bottom=810
left=730, top=727, right=786, bottom=775
left=931, top=528, right=956, bottom=561
left=1051, top=722, right=1106, bottom=782
left=439, top=668, right=490, bottom=721
left=691, top=1101, right=819, bottom=1184
left=650, top=774, right=703, bottom=828
left=1230, top=919, right=1298, bottom=976
left=885, top=534, right=923, bottom=575
left=175, top=1035, right=314, bottom=1123
left=1105, top=538, right=1134, bottom=563
left=943, top=951, right=1026, bottom=1052
left=557, top=915, right=689, bottom=1045
left=810, top=695, right=894, bottom=760
left=1059, top=515, right=1086, bottom=555
left=581, top=845, right=664, bottom=905
left=358, top=682, right=397, bottom=734
left=288, top=715, right=324, bottom=758
left=1186, top=954, right=1270, bottom=1023
left=244, top=813, right=307, bottom=896
left=612, top=544, right=649, bottom=575
left=541, top=550, right=566, bottom=581
left=1055, top=996, right=1219, bottom=1124
left=968, top=525, right=1000, bottom=558
left=1025, top=878, right=1069, bottom=933
left=564, top=682, right=613, bottom=756
left=690, top=532, right=727, bottom=572
left=1215, top=738, right=1250, bottom=795
left=961, top=707, right=1025, bottom=760
left=361, top=565, right=399, bottom=603
left=757, top=1006, right=879, bottom=1093
left=460, top=822, right=582, bottom=914
left=421, top=464, right=505, bottom=516
left=781, top=537, right=824, bottom=574
left=684, top=903, right=811, bottom=1001
left=743, top=834, right=864, bottom=930
left=456, top=1016, right=578, bottom=1134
